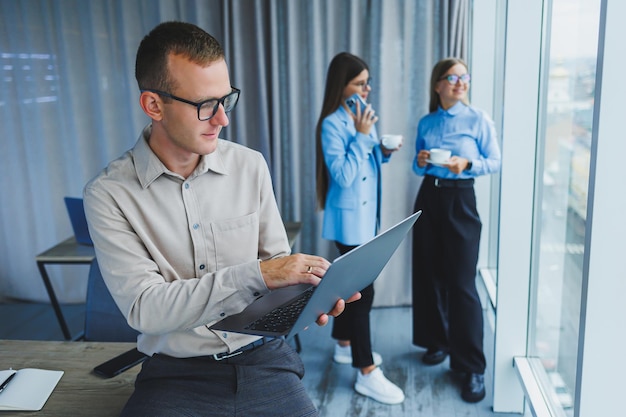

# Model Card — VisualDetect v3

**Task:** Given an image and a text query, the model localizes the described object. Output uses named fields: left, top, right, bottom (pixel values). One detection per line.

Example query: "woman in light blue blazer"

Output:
left=315, top=52, right=404, bottom=405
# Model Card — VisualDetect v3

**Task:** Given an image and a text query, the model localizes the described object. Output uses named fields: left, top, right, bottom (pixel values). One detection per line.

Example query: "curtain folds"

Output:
left=0, top=0, right=467, bottom=306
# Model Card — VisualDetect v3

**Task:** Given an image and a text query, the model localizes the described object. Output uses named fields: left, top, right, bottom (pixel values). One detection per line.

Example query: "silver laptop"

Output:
left=210, top=211, right=421, bottom=339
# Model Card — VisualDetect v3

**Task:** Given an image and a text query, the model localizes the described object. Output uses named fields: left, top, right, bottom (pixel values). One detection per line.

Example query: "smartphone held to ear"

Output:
left=345, top=93, right=368, bottom=114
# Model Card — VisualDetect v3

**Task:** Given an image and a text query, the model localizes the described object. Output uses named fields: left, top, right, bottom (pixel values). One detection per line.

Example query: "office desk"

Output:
left=35, top=237, right=96, bottom=340
left=0, top=340, right=138, bottom=417
left=36, top=223, right=302, bottom=341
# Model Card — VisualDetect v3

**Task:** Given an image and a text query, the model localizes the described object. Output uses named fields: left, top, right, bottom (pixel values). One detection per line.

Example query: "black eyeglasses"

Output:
left=439, top=74, right=471, bottom=85
left=141, top=87, right=241, bottom=121
left=351, top=77, right=372, bottom=91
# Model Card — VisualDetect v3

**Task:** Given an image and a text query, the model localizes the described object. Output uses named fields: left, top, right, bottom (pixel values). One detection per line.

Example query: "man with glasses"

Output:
left=84, top=21, right=353, bottom=416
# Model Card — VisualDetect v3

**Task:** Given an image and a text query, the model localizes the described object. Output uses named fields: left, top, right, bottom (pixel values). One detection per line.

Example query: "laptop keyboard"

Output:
left=245, top=286, right=316, bottom=333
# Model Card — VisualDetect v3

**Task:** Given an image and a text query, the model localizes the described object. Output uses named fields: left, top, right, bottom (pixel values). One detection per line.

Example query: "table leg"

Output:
left=36, top=261, right=72, bottom=340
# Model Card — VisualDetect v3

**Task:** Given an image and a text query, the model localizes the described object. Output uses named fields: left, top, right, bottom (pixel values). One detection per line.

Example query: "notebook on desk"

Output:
left=0, top=368, right=63, bottom=411
left=210, top=211, right=421, bottom=340
left=64, top=197, right=93, bottom=245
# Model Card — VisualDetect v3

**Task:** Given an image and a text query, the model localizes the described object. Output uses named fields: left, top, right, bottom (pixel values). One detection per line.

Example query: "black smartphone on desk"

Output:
left=93, top=347, right=147, bottom=378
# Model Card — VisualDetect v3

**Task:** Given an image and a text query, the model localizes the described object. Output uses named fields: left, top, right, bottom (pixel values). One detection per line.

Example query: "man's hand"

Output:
left=260, top=253, right=362, bottom=327
left=315, top=292, right=362, bottom=326
left=260, top=253, right=330, bottom=290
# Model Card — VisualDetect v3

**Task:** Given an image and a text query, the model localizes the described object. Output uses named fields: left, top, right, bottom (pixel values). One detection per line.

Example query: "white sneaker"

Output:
left=355, top=367, right=405, bottom=404
left=333, top=344, right=383, bottom=366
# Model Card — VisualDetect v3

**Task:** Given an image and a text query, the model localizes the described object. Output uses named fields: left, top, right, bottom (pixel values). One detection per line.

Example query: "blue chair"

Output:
left=84, top=259, right=139, bottom=342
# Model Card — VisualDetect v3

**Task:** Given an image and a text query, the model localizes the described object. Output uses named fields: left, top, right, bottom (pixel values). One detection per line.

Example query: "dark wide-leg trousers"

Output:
left=411, top=177, right=486, bottom=374
left=331, top=241, right=376, bottom=369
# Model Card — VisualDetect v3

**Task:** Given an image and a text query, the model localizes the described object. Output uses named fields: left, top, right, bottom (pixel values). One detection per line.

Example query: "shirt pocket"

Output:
left=211, top=212, right=259, bottom=269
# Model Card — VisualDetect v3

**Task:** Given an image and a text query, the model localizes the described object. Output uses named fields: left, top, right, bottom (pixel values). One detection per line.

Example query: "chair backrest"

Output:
left=64, top=197, right=93, bottom=245
left=84, top=259, right=140, bottom=342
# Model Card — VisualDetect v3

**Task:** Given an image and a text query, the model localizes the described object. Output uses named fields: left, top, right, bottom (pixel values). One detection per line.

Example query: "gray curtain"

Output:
left=0, top=0, right=468, bottom=306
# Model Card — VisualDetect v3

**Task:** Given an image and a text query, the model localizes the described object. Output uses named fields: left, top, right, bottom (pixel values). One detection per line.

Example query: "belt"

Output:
left=212, top=336, right=276, bottom=361
left=426, top=175, right=474, bottom=188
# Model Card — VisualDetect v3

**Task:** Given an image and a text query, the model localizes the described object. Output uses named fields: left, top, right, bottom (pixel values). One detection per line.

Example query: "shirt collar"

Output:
left=438, top=101, right=467, bottom=116
left=133, top=124, right=227, bottom=189
left=197, top=147, right=227, bottom=177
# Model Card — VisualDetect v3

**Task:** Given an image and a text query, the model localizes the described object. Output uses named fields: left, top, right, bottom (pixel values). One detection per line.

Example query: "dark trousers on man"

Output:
left=331, top=241, right=376, bottom=369
left=120, top=338, right=317, bottom=417
left=411, top=175, right=486, bottom=374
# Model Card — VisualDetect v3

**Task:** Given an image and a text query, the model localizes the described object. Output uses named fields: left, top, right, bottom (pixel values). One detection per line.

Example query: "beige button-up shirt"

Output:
left=83, top=125, right=290, bottom=357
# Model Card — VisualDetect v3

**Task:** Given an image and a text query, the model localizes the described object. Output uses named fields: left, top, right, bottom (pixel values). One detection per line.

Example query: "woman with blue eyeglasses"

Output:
left=411, top=57, right=501, bottom=403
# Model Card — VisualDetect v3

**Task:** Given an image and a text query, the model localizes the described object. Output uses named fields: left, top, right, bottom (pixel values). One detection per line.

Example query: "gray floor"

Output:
left=0, top=301, right=521, bottom=417
left=297, top=306, right=520, bottom=417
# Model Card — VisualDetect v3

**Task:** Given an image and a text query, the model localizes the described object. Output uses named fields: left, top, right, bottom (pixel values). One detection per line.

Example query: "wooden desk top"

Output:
left=0, top=340, right=139, bottom=416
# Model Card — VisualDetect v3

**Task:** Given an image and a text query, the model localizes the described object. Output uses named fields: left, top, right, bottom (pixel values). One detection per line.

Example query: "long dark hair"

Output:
left=315, top=52, right=369, bottom=210
left=428, top=57, right=470, bottom=113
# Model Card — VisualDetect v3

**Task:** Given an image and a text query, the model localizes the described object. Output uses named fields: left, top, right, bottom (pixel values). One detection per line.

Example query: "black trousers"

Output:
left=331, top=241, right=376, bottom=368
left=411, top=176, right=486, bottom=374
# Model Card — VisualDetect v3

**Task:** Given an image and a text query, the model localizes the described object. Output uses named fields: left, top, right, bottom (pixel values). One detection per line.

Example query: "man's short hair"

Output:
left=135, top=21, right=225, bottom=93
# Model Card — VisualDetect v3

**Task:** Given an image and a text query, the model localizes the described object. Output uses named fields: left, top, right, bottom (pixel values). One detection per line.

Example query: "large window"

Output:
left=530, top=0, right=601, bottom=414
left=488, top=0, right=624, bottom=414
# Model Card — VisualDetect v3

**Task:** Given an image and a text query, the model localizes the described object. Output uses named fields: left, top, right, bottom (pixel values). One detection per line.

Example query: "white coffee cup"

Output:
left=429, top=148, right=451, bottom=163
left=381, top=134, right=403, bottom=149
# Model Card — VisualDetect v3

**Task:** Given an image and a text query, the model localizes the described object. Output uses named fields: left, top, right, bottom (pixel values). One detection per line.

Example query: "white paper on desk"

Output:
left=0, top=368, right=64, bottom=411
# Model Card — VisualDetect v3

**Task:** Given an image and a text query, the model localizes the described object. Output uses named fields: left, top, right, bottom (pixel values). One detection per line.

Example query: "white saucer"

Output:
left=426, top=158, right=449, bottom=167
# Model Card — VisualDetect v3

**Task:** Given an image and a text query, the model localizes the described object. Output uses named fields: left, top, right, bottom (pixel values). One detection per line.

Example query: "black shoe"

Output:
left=422, top=348, right=448, bottom=365
left=461, top=373, right=485, bottom=403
